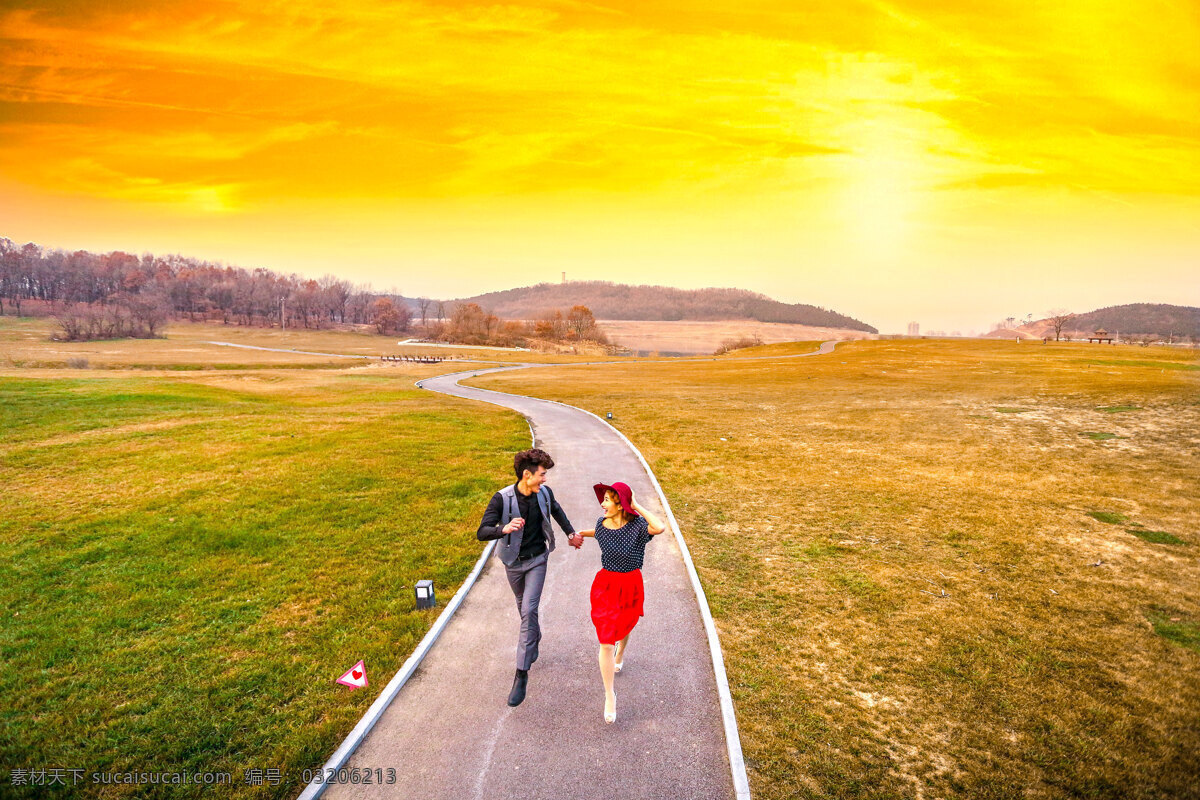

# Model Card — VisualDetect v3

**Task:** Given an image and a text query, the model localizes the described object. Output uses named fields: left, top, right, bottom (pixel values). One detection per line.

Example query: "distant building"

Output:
left=562, top=271, right=567, bottom=284
left=907, top=322, right=920, bottom=336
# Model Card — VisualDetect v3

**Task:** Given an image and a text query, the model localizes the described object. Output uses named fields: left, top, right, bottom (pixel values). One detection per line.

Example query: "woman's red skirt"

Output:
left=590, top=568, right=644, bottom=645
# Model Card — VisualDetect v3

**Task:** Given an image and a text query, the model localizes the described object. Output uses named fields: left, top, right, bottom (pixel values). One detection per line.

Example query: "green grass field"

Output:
left=0, top=366, right=529, bottom=798
left=473, top=338, right=1200, bottom=800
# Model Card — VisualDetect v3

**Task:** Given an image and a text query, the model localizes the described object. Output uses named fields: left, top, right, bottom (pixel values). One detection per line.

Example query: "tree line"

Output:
left=0, top=237, right=420, bottom=340
left=0, top=237, right=613, bottom=348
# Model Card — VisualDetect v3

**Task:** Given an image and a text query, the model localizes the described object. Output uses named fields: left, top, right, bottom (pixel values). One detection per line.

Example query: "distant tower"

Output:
left=562, top=271, right=566, bottom=284
left=907, top=322, right=920, bottom=336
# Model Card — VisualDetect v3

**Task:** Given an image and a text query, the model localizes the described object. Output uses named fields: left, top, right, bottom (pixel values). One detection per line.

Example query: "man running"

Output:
left=476, top=448, right=582, bottom=706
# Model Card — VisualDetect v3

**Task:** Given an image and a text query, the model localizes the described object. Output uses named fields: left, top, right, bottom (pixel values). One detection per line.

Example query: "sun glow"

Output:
left=842, top=154, right=918, bottom=259
left=0, top=0, right=1197, bottom=332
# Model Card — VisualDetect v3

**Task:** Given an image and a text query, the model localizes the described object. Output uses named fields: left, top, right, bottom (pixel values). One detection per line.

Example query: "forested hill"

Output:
left=1072, top=304, right=1199, bottom=338
left=455, top=281, right=878, bottom=332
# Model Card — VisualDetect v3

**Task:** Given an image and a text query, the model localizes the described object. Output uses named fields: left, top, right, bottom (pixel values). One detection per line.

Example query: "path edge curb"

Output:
left=296, top=413, right=535, bottom=800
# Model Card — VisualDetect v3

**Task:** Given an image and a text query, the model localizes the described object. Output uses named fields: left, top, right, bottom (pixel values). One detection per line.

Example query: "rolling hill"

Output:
left=1015, top=304, right=1200, bottom=340
left=1069, top=304, right=1199, bottom=339
left=450, top=281, right=878, bottom=333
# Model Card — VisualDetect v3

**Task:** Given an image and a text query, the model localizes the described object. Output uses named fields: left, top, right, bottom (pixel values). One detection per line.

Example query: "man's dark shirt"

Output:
left=477, top=483, right=575, bottom=560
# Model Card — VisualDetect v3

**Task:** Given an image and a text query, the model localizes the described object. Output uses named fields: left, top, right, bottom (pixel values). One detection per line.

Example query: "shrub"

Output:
left=714, top=334, right=763, bottom=355
left=53, top=293, right=169, bottom=341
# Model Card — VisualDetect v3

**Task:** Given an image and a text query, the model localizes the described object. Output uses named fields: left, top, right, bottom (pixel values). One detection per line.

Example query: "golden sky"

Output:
left=2, top=0, right=1198, bottom=332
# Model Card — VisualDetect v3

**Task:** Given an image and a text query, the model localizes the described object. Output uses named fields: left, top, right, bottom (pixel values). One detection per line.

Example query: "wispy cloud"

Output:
left=4, top=0, right=1195, bottom=205
left=0, top=0, right=1197, bottom=331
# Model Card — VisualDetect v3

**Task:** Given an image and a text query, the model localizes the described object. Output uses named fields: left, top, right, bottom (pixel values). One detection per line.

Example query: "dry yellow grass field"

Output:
left=0, top=317, right=630, bottom=369
left=472, top=339, right=1200, bottom=799
left=597, top=319, right=874, bottom=354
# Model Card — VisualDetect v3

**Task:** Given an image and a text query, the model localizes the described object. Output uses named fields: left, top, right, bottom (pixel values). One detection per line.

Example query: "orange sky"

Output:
left=2, top=0, right=1197, bottom=333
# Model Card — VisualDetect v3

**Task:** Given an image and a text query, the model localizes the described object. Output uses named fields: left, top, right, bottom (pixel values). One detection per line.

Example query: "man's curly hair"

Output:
left=514, top=448, right=555, bottom=479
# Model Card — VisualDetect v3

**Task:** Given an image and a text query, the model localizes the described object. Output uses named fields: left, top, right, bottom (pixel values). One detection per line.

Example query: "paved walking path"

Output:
left=247, top=339, right=841, bottom=800
left=323, top=364, right=736, bottom=800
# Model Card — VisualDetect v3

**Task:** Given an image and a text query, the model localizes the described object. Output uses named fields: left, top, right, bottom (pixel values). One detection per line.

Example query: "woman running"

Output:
left=576, top=481, right=666, bottom=723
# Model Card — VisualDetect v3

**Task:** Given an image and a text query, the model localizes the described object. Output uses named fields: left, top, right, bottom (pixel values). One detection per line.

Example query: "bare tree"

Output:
left=1047, top=309, right=1076, bottom=341
left=0, top=237, right=15, bottom=315
left=320, top=275, right=352, bottom=324
left=534, top=309, right=566, bottom=339
left=484, top=310, right=501, bottom=338
left=347, top=284, right=374, bottom=325
left=127, top=291, right=171, bottom=337
left=417, top=297, right=432, bottom=327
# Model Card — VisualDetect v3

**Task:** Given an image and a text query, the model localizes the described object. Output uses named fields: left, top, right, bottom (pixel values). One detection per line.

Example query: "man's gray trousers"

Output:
left=504, top=552, right=548, bottom=670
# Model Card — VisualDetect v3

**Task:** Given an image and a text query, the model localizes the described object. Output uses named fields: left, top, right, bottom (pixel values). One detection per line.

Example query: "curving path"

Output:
left=320, top=364, right=734, bottom=800
left=294, top=341, right=842, bottom=800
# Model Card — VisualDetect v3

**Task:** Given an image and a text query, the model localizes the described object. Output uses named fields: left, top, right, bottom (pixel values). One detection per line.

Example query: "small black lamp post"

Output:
left=415, top=579, right=436, bottom=610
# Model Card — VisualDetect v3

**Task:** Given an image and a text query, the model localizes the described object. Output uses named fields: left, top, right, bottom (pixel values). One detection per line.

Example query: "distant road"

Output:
left=205, top=341, right=373, bottom=359
left=396, top=339, right=531, bottom=351
left=206, top=338, right=840, bottom=365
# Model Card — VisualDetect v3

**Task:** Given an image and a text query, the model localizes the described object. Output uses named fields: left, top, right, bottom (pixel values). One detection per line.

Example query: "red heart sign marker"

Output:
left=337, top=660, right=368, bottom=690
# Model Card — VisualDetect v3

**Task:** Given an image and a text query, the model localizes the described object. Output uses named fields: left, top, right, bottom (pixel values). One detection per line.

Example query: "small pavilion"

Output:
left=1087, top=328, right=1114, bottom=344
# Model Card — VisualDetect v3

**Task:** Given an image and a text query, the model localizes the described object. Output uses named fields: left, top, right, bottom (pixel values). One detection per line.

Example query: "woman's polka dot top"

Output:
left=595, top=514, right=652, bottom=573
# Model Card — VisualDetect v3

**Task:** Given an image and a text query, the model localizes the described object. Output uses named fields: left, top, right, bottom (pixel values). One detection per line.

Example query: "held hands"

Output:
left=504, top=517, right=584, bottom=549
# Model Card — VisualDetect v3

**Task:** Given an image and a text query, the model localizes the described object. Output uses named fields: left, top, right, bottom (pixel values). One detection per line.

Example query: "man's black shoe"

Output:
left=508, top=669, right=528, bottom=707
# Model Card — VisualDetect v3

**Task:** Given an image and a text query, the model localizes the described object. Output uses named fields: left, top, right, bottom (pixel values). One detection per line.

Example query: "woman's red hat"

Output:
left=592, top=481, right=639, bottom=517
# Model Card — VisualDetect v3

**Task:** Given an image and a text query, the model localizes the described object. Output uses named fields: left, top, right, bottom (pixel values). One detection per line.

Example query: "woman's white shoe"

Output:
left=604, top=696, right=616, bottom=724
